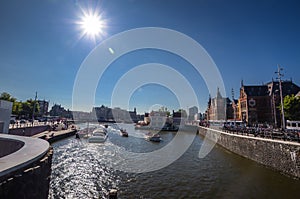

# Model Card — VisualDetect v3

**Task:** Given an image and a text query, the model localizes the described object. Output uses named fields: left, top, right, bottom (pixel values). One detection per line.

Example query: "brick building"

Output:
left=239, top=82, right=272, bottom=125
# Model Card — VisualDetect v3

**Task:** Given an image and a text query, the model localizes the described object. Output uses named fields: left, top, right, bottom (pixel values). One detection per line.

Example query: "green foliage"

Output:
left=0, top=92, right=40, bottom=118
left=0, top=92, right=16, bottom=102
left=20, top=99, right=40, bottom=118
left=283, top=95, right=300, bottom=120
left=12, top=101, right=22, bottom=115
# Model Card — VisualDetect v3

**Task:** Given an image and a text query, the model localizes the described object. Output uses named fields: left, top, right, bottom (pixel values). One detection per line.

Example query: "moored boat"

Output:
left=88, top=127, right=108, bottom=143
left=76, top=126, right=96, bottom=139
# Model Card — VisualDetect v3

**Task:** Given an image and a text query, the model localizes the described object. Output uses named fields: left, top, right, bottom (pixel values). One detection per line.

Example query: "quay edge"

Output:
left=198, top=126, right=300, bottom=179
left=0, top=134, right=52, bottom=199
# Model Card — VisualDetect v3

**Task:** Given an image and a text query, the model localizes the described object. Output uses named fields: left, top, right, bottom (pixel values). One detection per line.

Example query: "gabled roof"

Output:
left=233, top=99, right=238, bottom=104
left=243, top=85, right=269, bottom=96
left=267, top=80, right=300, bottom=96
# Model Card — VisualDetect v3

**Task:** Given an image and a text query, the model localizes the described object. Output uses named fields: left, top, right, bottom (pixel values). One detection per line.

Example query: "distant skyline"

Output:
left=1, top=0, right=300, bottom=114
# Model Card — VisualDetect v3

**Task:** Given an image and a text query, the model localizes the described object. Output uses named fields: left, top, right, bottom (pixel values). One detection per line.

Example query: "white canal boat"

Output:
left=88, top=127, right=108, bottom=143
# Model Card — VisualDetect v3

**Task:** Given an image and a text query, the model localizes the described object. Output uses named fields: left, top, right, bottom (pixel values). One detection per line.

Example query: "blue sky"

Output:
left=1, top=0, right=300, bottom=114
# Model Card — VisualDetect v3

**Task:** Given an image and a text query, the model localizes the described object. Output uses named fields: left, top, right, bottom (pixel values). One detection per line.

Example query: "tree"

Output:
left=283, top=95, right=300, bottom=120
left=0, top=92, right=41, bottom=119
left=12, top=101, right=22, bottom=116
left=20, top=99, right=40, bottom=119
left=0, top=92, right=16, bottom=102
left=20, top=101, right=31, bottom=118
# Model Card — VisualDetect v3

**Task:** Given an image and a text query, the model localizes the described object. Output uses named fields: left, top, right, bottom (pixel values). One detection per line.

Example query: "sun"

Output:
left=77, top=9, right=106, bottom=42
left=80, top=14, right=104, bottom=36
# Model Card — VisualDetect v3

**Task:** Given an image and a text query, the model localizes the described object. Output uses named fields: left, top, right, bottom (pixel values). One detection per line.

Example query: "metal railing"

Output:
left=220, top=125, right=300, bottom=142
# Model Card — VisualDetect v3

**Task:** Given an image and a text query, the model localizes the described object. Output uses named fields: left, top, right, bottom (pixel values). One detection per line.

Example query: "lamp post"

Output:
left=275, top=65, right=285, bottom=130
left=32, top=92, right=37, bottom=126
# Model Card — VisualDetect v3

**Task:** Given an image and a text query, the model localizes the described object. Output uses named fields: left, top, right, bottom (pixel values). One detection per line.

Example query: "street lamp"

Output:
left=32, top=92, right=37, bottom=127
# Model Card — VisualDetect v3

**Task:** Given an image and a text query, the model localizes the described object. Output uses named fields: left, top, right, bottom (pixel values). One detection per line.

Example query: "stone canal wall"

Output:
left=198, top=126, right=300, bottom=179
left=0, top=134, right=52, bottom=199
left=47, top=129, right=77, bottom=144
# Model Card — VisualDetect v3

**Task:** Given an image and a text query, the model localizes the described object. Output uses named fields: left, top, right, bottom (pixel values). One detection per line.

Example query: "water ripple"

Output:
left=49, top=123, right=300, bottom=199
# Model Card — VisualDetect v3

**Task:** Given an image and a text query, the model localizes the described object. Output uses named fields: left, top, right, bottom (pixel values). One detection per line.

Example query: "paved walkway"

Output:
left=31, top=128, right=77, bottom=140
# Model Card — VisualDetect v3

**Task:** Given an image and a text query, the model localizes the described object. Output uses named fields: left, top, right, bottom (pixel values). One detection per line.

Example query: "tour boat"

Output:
left=145, top=132, right=161, bottom=142
left=88, top=127, right=108, bottom=143
left=76, top=127, right=96, bottom=139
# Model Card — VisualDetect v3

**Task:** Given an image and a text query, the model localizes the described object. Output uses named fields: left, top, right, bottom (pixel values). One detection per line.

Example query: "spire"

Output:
left=207, top=94, right=211, bottom=107
left=216, top=87, right=222, bottom=98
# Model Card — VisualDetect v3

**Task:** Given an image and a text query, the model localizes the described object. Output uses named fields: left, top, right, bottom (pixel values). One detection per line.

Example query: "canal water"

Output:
left=49, top=123, right=300, bottom=199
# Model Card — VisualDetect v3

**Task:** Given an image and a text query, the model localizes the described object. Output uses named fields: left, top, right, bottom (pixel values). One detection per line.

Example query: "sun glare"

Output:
left=81, top=14, right=103, bottom=35
left=77, top=9, right=106, bottom=42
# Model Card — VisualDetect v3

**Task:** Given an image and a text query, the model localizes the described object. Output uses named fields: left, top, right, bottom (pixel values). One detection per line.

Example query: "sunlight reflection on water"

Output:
left=49, top=123, right=300, bottom=199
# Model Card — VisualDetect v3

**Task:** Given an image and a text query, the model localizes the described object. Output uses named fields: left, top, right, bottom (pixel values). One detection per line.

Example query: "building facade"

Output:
left=49, top=104, right=72, bottom=118
left=172, top=110, right=187, bottom=126
left=93, top=106, right=140, bottom=123
left=92, top=105, right=111, bottom=121
left=188, top=106, right=198, bottom=121
left=72, top=111, right=91, bottom=121
left=149, top=111, right=168, bottom=129
left=207, top=88, right=227, bottom=121
left=0, top=100, right=13, bottom=133
left=239, top=82, right=272, bottom=125
left=37, top=100, right=49, bottom=116
left=238, top=80, right=300, bottom=127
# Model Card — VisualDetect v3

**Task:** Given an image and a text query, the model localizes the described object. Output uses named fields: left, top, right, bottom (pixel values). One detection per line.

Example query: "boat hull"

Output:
left=88, top=135, right=107, bottom=143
